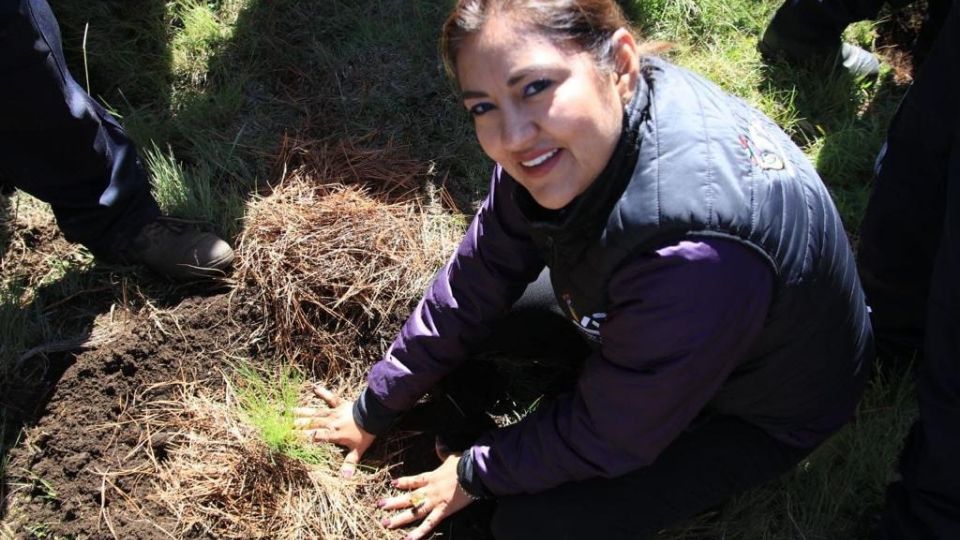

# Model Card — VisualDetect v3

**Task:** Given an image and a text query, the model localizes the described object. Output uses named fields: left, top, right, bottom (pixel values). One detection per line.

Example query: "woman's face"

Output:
left=457, top=16, right=634, bottom=209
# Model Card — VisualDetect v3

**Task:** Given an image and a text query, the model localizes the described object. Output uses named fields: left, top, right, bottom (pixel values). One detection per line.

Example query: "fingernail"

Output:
left=404, top=536, right=414, bottom=540
left=341, top=467, right=354, bottom=479
left=380, top=518, right=391, bottom=527
left=376, top=499, right=386, bottom=508
left=390, top=479, right=399, bottom=487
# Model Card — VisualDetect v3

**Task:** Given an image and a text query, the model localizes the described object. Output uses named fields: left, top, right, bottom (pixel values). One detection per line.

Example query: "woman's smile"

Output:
left=518, top=147, right=562, bottom=176
left=455, top=15, right=636, bottom=209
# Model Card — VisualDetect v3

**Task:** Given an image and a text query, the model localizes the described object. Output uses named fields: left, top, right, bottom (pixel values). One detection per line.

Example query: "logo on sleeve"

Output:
left=562, top=292, right=606, bottom=338
left=739, top=120, right=793, bottom=174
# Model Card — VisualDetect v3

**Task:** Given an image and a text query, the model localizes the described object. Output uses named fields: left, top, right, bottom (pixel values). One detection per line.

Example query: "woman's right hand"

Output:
left=294, top=384, right=375, bottom=478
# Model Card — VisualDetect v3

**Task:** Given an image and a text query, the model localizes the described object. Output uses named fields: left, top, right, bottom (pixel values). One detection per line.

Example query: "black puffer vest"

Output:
left=508, top=58, right=873, bottom=441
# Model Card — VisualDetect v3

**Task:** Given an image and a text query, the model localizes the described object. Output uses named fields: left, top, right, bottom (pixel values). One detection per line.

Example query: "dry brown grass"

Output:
left=2, top=139, right=464, bottom=539
left=121, top=139, right=462, bottom=537
left=235, top=139, right=462, bottom=373
left=107, top=374, right=396, bottom=540
left=270, top=136, right=427, bottom=203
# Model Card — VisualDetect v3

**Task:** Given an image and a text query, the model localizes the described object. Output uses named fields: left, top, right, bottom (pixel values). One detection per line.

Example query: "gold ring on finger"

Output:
left=410, top=492, right=428, bottom=513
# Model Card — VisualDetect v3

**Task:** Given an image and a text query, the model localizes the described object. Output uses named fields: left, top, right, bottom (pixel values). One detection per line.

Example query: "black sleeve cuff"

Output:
left=352, top=386, right=401, bottom=436
left=457, top=448, right=494, bottom=499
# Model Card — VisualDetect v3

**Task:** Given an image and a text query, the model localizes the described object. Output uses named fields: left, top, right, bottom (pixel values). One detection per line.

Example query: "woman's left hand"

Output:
left=378, top=454, right=475, bottom=539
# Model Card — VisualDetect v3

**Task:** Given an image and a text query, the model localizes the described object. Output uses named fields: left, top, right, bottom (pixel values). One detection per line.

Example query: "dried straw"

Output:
left=137, top=376, right=395, bottom=539
left=235, top=140, right=461, bottom=373
left=106, top=140, right=463, bottom=538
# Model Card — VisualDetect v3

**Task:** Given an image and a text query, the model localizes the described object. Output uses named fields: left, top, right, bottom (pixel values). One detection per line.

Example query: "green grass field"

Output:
left=1, top=0, right=923, bottom=538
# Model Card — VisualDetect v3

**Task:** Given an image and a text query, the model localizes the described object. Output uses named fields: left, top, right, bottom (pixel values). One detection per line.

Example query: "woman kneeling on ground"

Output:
left=296, top=1, right=874, bottom=538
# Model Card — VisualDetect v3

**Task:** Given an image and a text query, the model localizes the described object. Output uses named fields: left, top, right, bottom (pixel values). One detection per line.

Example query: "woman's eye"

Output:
left=468, top=102, right=495, bottom=117
left=523, top=79, right=552, bottom=97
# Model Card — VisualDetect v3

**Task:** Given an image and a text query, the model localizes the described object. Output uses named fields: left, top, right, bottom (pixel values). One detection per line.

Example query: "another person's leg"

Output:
left=878, top=129, right=960, bottom=540
left=857, top=0, right=957, bottom=353
left=0, top=0, right=232, bottom=279
left=871, top=2, right=960, bottom=537
left=760, top=0, right=910, bottom=76
left=491, top=415, right=810, bottom=540
left=0, top=0, right=159, bottom=253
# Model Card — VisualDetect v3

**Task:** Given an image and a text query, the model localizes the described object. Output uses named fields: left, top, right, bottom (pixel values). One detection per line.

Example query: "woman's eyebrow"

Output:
left=506, top=72, right=531, bottom=87
left=460, top=65, right=557, bottom=100
left=507, top=65, right=554, bottom=86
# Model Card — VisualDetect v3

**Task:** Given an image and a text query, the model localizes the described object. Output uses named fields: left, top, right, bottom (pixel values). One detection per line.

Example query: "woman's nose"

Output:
left=501, top=108, right=536, bottom=151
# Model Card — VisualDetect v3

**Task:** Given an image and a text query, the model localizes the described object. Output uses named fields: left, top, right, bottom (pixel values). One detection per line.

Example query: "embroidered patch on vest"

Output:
left=739, top=121, right=790, bottom=172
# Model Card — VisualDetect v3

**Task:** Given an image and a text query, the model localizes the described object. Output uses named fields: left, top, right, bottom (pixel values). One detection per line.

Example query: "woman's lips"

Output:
left=519, top=148, right=562, bottom=177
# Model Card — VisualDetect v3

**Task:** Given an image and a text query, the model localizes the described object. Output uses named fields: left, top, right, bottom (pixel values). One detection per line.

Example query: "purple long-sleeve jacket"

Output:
left=353, top=165, right=775, bottom=496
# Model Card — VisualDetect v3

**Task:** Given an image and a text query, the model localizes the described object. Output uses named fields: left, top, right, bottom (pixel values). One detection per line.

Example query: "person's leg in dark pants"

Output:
left=857, top=0, right=958, bottom=353
left=868, top=1, right=960, bottom=537
left=759, top=0, right=915, bottom=76
left=0, top=0, right=159, bottom=257
left=878, top=129, right=960, bottom=540
left=0, top=0, right=233, bottom=279
left=491, top=415, right=810, bottom=540
left=767, top=0, right=890, bottom=50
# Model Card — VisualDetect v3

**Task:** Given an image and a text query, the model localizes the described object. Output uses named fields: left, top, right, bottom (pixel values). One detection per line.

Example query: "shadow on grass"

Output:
left=57, top=0, right=484, bottom=221
left=2, top=0, right=482, bottom=531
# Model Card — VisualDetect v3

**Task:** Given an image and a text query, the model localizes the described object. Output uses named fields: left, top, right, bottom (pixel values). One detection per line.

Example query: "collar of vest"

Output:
left=509, top=63, right=655, bottom=260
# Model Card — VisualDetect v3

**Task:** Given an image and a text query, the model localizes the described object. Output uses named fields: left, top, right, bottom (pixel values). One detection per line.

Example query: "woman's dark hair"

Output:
left=440, top=0, right=658, bottom=83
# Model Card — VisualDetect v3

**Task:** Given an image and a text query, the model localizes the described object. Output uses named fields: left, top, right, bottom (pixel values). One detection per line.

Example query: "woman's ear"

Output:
left=610, top=28, right=640, bottom=104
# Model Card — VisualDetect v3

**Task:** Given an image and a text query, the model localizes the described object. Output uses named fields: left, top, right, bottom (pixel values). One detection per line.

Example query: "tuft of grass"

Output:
left=144, top=143, right=246, bottom=238
left=625, top=0, right=773, bottom=46
left=232, top=362, right=332, bottom=466
left=17, top=469, right=58, bottom=503
left=846, top=20, right=881, bottom=51
left=169, top=0, right=239, bottom=87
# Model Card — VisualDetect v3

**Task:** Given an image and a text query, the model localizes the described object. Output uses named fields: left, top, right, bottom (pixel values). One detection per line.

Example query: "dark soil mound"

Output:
left=3, top=294, right=255, bottom=539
